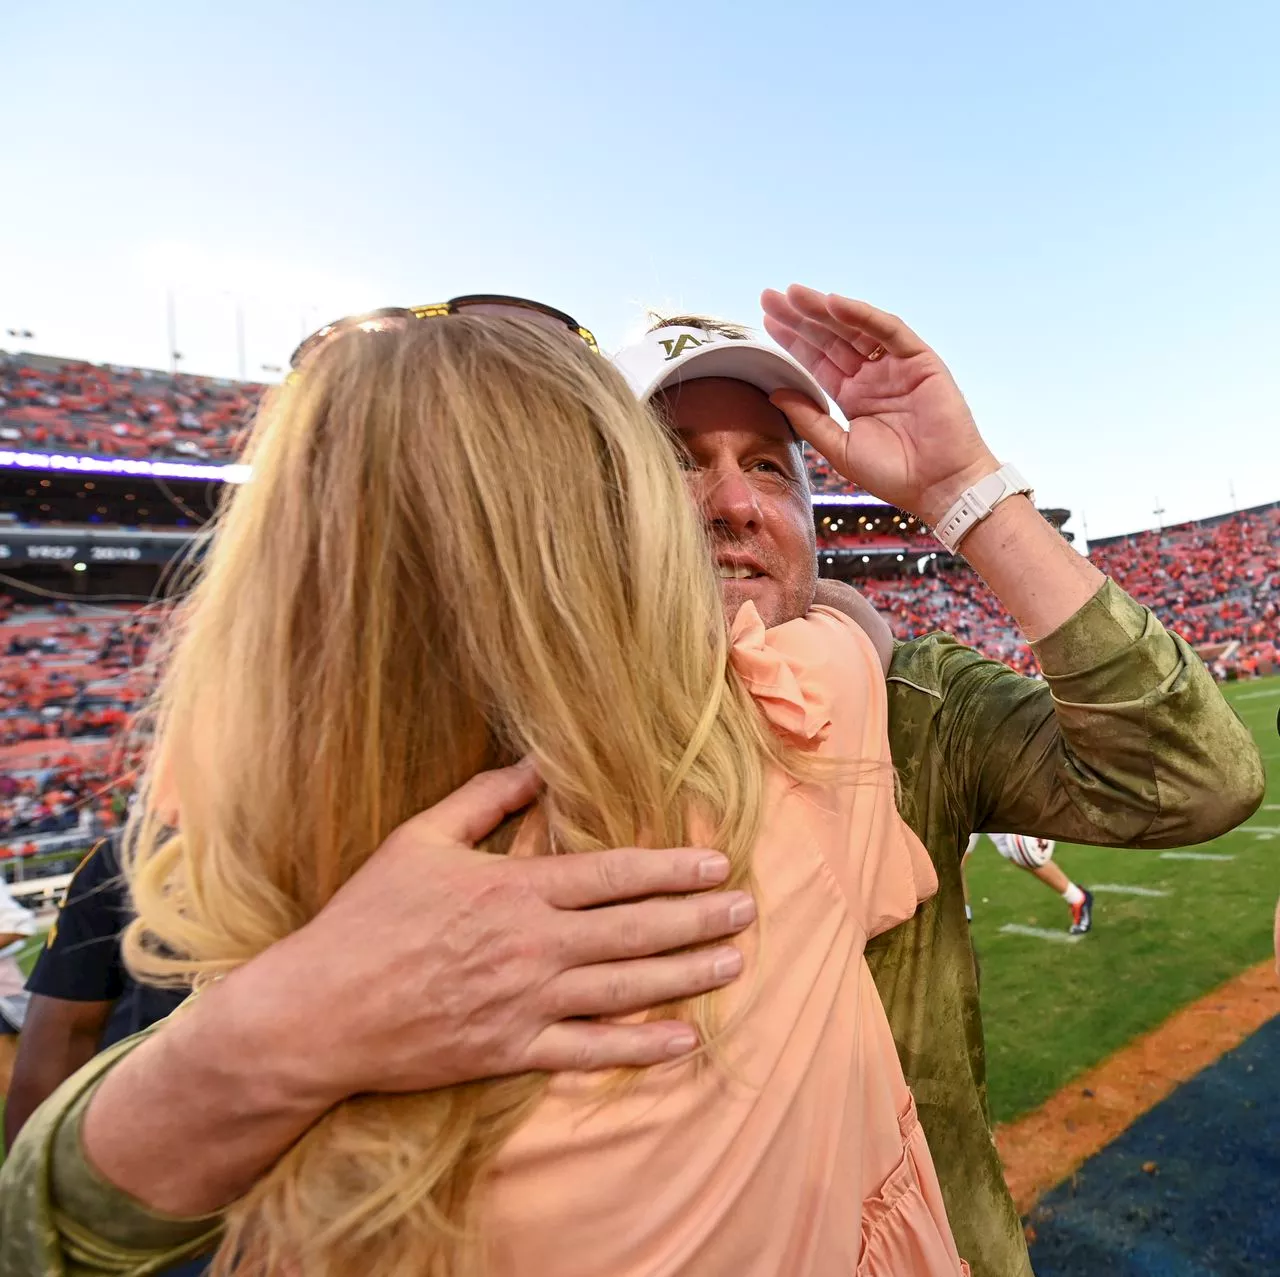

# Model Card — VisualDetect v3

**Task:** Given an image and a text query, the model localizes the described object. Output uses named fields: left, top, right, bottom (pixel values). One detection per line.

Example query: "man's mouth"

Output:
left=716, top=561, right=766, bottom=581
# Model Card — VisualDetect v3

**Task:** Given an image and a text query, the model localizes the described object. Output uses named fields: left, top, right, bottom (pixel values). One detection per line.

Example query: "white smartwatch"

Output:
left=931, top=464, right=1034, bottom=553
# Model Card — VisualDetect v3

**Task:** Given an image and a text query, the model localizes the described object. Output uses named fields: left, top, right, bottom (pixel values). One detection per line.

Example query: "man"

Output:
left=4, top=836, right=188, bottom=1150
left=0, top=291, right=1264, bottom=1277
left=609, top=288, right=1264, bottom=1274
left=962, top=832, right=1094, bottom=934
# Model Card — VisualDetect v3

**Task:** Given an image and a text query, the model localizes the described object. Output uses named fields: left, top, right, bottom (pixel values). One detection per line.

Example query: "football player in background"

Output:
left=963, top=832, right=1094, bottom=935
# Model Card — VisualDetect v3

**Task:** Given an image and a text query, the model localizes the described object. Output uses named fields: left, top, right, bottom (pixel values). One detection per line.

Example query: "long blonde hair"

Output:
left=124, top=316, right=804, bottom=1275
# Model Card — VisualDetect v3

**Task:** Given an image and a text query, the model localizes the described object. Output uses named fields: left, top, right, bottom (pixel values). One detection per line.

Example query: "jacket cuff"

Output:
left=51, top=1039, right=221, bottom=1253
left=1031, top=579, right=1181, bottom=703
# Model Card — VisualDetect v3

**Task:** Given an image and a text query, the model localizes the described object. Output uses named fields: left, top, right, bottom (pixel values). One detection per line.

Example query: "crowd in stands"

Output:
left=0, top=598, right=158, bottom=861
left=1088, top=504, right=1280, bottom=679
left=848, top=502, right=1280, bottom=679
left=0, top=353, right=260, bottom=464
left=807, top=451, right=857, bottom=495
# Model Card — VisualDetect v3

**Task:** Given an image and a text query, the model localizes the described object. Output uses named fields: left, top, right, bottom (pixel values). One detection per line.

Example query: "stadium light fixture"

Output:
left=0, top=449, right=250, bottom=485
left=72, top=563, right=87, bottom=572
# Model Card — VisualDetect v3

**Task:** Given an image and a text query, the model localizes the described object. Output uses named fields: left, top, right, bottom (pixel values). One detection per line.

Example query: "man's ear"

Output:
left=811, top=580, right=893, bottom=676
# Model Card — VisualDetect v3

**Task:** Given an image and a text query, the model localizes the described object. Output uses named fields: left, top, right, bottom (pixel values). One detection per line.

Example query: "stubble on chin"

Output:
left=718, top=579, right=785, bottom=629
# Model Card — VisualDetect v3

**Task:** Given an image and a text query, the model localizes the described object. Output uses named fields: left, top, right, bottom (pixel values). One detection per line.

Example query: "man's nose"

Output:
left=697, top=467, right=762, bottom=537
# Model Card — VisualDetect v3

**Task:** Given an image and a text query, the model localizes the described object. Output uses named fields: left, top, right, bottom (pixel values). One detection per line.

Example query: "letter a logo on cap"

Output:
left=659, top=333, right=708, bottom=361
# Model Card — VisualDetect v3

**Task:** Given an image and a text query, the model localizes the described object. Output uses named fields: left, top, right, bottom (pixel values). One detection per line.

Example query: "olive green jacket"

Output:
left=0, top=581, right=1265, bottom=1277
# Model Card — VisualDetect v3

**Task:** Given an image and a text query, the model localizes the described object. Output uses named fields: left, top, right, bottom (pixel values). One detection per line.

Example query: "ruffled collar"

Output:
left=729, top=602, right=832, bottom=744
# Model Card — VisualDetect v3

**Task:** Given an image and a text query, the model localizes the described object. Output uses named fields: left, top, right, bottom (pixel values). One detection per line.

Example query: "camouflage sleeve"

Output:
left=935, top=579, right=1265, bottom=847
left=0, top=1029, right=220, bottom=1277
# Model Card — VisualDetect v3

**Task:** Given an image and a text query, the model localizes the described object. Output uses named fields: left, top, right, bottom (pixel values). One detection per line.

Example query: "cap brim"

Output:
left=637, top=340, right=827, bottom=407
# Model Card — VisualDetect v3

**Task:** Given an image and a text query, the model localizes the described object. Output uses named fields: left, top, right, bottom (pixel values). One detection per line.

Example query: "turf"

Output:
left=1026, top=1014, right=1280, bottom=1275
left=969, top=674, right=1280, bottom=1124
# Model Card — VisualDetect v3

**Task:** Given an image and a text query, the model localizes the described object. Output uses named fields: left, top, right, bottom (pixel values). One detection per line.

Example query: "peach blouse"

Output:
left=485, top=604, right=969, bottom=1276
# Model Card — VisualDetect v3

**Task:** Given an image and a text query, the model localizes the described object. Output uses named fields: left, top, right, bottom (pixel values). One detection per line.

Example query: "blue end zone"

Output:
left=1027, top=1014, right=1280, bottom=1276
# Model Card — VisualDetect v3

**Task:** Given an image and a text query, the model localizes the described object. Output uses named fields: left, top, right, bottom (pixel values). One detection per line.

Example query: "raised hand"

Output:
left=761, top=285, right=998, bottom=525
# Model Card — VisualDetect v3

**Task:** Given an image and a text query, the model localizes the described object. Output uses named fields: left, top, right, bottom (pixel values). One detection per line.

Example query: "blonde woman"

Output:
left=112, top=312, right=962, bottom=1275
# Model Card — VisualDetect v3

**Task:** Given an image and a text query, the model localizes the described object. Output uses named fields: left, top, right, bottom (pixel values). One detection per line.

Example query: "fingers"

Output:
left=525, top=1019, right=701, bottom=1072
left=547, top=944, right=744, bottom=1019
left=761, top=290, right=866, bottom=377
left=559, top=890, right=756, bottom=967
left=764, top=285, right=926, bottom=361
left=419, top=757, right=541, bottom=847
left=769, top=389, right=848, bottom=460
left=531, top=845, right=731, bottom=910
left=762, top=315, right=853, bottom=402
left=821, top=292, right=924, bottom=359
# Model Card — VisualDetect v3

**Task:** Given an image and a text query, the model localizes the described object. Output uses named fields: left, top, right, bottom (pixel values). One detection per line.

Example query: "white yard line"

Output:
left=1160, top=851, right=1236, bottom=862
left=1090, top=883, right=1172, bottom=897
left=998, top=923, right=1085, bottom=945
left=1240, top=825, right=1280, bottom=834
left=1231, top=688, right=1280, bottom=701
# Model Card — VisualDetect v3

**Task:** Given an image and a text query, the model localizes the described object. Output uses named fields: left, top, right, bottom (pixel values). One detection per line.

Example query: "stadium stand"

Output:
left=1088, top=503, right=1280, bottom=680
left=0, top=597, right=155, bottom=860
left=0, top=352, right=259, bottom=464
left=841, top=501, right=1280, bottom=679
left=0, top=350, right=1274, bottom=866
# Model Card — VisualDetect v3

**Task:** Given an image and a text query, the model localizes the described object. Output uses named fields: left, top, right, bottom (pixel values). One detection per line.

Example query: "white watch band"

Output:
left=932, top=464, right=1034, bottom=553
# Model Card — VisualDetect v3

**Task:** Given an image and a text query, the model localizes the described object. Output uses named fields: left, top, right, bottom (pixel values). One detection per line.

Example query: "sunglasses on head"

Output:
left=289, top=294, right=599, bottom=370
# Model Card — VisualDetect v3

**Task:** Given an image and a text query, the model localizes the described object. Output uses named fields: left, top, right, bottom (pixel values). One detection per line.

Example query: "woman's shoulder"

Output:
left=729, top=603, right=884, bottom=749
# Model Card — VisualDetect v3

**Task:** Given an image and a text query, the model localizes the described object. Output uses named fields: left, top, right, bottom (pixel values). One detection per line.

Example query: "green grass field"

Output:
left=970, top=674, right=1280, bottom=1124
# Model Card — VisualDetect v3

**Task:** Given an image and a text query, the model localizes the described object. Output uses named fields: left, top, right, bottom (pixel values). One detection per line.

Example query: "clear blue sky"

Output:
left=4, top=0, right=1278, bottom=539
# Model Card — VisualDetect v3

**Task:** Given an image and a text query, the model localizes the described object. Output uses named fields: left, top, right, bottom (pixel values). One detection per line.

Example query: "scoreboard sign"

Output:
left=0, top=534, right=198, bottom=566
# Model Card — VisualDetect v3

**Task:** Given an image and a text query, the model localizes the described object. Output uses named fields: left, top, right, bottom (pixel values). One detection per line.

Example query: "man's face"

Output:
left=656, top=377, right=817, bottom=628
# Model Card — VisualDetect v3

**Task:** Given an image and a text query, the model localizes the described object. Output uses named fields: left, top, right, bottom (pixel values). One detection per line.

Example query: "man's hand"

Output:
left=251, top=757, right=755, bottom=1101
left=763, top=284, right=1104, bottom=642
left=82, top=760, right=755, bottom=1215
left=761, top=285, right=998, bottom=526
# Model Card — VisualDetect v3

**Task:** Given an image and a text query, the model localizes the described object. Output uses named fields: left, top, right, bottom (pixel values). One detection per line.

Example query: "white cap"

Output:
left=611, top=326, right=828, bottom=408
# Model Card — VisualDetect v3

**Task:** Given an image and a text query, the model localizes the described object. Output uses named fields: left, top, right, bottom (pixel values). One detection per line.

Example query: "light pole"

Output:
left=167, top=289, right=181, bottom=375
left=236, top=302, right=247, bottom=382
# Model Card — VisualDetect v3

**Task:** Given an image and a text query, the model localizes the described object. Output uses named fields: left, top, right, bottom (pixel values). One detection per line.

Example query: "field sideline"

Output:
left=969, top=674, right=1280, bottom=1124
